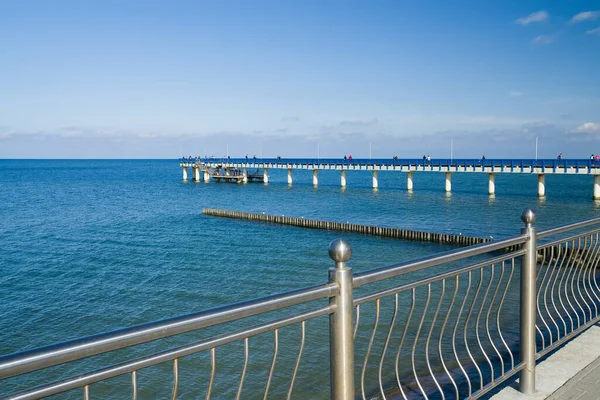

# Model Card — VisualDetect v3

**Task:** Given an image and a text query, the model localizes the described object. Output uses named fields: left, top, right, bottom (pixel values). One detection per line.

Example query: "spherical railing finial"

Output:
left=521, top=209, right=536, bottom=227
left=329, top=239, right=352, bottom=263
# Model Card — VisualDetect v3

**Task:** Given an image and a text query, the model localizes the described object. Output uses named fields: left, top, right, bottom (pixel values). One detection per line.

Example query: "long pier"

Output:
left=181, top=157, right=600, bottom=199
left=203, top=207, right=490, bottom=246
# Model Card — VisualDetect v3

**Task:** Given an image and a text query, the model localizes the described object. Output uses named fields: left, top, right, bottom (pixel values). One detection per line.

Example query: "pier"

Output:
left=180, top=157, right=600, bottom=199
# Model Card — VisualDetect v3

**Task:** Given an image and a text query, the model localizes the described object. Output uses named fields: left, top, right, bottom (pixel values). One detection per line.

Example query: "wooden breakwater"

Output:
left=202, top=208, right=491, bottom=246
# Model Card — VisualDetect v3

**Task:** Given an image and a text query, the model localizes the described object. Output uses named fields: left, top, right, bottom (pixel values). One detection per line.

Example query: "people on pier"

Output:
left=557, top=153, right=562, bottom=161
left=348, top=155, right=353, bottom=160
left=481, top=155, right=486, bottom=161
left=393, top=155, right=398, bottom=160
left=344, top=155, right=347, bottom=161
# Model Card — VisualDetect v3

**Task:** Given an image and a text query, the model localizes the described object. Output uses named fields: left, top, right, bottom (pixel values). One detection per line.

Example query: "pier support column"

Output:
left=445, top=172, right=452, bottom=192
left=243, top=168, right=248, bottom=184
left=594, top=175, right=600, bottom=200
left=263, top=168, right=269, bottom=184
left=182, top=167, right=188, bottom=181
left=341, top=170, right=347, bottom=188
left=372, top=171, right=379, bottom=189
left=313, top=169, right=319, bottom=186
left=203, top=171, right=210, bottom=183
left=537, top=174, right=545, bottom=197
left=287, top=169, right=293, bottom=185
left=407, top=172, right=414, bottom=191
left=488, top=173, right=495, bottom=196
left=193, top=167, right=200, bottom=182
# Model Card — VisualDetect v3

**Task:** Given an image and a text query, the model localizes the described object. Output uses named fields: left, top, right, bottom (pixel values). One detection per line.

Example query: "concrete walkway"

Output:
left=546, top=356, right=600, bottom=400
left=491, top=324, right=600, bottom=399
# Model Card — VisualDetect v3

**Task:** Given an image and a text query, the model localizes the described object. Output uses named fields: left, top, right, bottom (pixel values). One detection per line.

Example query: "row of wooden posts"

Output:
left=202, top=208, right=491, bottom=246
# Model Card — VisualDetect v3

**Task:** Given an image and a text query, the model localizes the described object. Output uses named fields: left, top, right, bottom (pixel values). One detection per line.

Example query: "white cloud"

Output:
left=532, top=35, right=554, bottom=45
left=574, top=122, right=600, bottom=133
left=509, top=91, right=524, bottom=97
left=516, top=11, right=549, bottom=26
left=587, top=27, right=600, bottom=35
left=571, top=11, right=600, bottom=23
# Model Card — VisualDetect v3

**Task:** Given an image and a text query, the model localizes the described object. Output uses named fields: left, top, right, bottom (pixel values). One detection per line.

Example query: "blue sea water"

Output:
left=1, top=159, right=599, bottom=398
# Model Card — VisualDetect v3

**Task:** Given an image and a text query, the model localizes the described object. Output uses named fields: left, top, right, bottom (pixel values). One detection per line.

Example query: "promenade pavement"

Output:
left=491, top=323, right=600, bottom=400
left=545, top=355, right=600, bottom=400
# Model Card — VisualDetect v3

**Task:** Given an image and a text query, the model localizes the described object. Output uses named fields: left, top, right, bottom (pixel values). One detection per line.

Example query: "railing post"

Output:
left=519, top=209, right=537, bottom=394
left=328, top=239, right=354, bottom=400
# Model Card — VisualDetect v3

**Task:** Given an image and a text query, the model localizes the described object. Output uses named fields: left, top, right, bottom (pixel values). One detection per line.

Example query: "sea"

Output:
left=1, top=159, right=599, bottom=399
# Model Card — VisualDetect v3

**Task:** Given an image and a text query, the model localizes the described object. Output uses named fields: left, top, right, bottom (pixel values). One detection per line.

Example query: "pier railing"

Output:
left=2, top=210, right=600, bottom=399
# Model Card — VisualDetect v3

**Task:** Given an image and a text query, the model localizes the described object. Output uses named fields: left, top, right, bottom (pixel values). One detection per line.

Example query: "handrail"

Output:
left=0, top=283, right=336, bottom=380
left=6, top=305, right=335, bottom=400
left=352, top=234, right=528, bottom=287
left=537, top=215, right=600, bottom=238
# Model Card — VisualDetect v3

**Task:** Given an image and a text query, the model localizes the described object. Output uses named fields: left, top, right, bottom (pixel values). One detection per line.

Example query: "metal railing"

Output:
left=2, top=210, right=600, bottom=399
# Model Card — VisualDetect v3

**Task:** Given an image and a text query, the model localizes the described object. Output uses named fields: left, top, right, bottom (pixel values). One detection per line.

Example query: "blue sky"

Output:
left=1, top=0, right=599, bottom=158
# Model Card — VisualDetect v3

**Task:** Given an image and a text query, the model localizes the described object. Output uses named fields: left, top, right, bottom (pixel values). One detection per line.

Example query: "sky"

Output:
left=1, top=0, right=599, bottom=159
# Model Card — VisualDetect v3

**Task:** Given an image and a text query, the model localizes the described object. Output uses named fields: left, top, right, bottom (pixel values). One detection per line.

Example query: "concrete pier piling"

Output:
left=372, top=171, right=379, bottom=189
left=287, top=169, right=293, bottom=185
left=488, top=173, right=495, bottom=196
left=538, top=174, right=546, bottom=197
left=313, top=169, right=319, bottom=186
left=407, top=172, right=414, bottom=191
left=202, top=208, right=489, bottom=246
left=182, top=167, right=188, bottom=181
left=594, top=175, right=600, bottom=200
left=341, top=170, right=347, bottom=188
left=445, top=172, right=452, bottom=192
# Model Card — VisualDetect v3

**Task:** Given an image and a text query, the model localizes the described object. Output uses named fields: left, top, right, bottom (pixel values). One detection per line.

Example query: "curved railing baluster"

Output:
left=497, top=260, right=515, bottom=369
left=379, top=294, right=399, bottom=400
left=577, top=236, right=595, bottom=322
left=287, top=321, right=306, bottom=400
left=395, top=290, right=416, bottom=400
left=354, top=305, right=361, bottom=339
left=536, top=247, right=553, bottom=347
left=554, top=244, right=573, bottom=336
left=452, top=272, right=473, bottom=396
left=263, top=329, right=279, bottom=400
left=563, top=240, right=581, bottom=330
left=425, top=281, right=445, bottom=399
left=206, top=348, right=216, bottom=400
left=475, top=266, right=495, bottom=382
left=464, top=271, right=484, bottom=391
left=131, top=371, right=137, bottom=400
left=171, top=358, right=179, bottom=400
left=362, top=299, right=380, bottom=400
left=235, top=338, right=249, bottom=400
left=542, top=245, right=561, bottom=344
left=438, top=277, right=460, bottom=399
left=486, top=264, right=505, bottom=376
left=411, top=285, right=431, bottom=399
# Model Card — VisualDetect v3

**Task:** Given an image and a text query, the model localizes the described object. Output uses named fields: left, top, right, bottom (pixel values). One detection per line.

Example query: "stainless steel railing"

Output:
left=2, top=210, right=600, bottom=399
